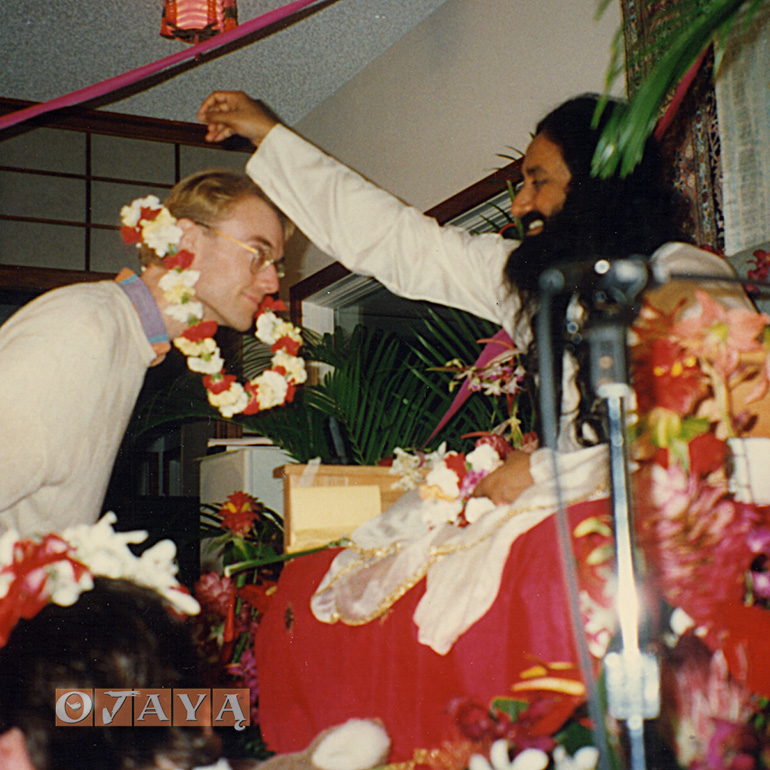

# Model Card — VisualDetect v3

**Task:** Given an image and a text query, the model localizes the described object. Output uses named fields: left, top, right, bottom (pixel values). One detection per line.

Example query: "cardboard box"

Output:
left=276, top=464, right=407, bottom=553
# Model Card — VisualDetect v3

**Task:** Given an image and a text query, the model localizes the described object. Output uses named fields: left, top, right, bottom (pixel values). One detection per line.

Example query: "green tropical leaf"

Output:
left=594, top=0, right=765, bottom=178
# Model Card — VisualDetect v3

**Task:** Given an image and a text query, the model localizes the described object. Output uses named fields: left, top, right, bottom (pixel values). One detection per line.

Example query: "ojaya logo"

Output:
left=55, top=688, right=250, bottom=730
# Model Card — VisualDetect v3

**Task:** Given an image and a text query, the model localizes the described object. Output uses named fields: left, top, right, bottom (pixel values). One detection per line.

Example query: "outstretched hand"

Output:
left=197, top=90, right=279, bottom=146
left=471, top=449, right=534, bottom=506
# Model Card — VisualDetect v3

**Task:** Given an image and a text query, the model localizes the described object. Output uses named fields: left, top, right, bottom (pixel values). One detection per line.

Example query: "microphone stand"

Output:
left=586, top=312, right=659, bottom=770
left=539, top=258, right=660, bottom=770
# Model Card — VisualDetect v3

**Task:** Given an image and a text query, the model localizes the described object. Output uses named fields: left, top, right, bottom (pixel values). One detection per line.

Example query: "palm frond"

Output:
left=594, top=0, right=763, bottom=178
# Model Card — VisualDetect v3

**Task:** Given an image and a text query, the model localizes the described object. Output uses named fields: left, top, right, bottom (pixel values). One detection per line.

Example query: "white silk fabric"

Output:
left=311, top=444, right=610, bottom=655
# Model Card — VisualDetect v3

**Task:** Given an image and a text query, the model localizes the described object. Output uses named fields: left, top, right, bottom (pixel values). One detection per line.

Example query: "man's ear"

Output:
left=176, top=218, right=203, bottom=257
left=0, top=728, right=36, bottom=770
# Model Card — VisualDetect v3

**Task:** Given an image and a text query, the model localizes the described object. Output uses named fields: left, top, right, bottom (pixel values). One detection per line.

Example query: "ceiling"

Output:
left=0, top=0, right=451, bottom=127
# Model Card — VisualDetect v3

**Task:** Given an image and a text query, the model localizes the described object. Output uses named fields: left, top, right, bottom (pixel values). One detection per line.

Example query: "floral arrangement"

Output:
left=120, top=195, right=306, bottom=418
left=434, top=333, right=530, bottom=447
left=380, top=660, right=599, bottom=770
left=0, top=512, right=199, bottom=648
left=191, top=491, right=286, bottom=733
left=628, top=288, right=770, bottom=767
left=390, top=439, right=509, bottom=528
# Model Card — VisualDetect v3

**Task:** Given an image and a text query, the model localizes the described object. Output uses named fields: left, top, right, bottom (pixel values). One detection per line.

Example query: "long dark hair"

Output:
left=505, top=94, right=688, bottom=444
left=0, top=578, right=219, bottom=770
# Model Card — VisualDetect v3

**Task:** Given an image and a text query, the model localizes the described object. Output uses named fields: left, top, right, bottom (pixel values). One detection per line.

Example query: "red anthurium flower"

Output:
left=203, top=372, right=236, bottom=394
left=257, top=296, right=287, bottom=315
left=284, top=383, right=296, bottom=403
left=182, top=320, right=218, bottom=342
left=220, top=491, right=258, bottom=536
left=163, top=249, right=195, bottom=271
left=121, top=225, right=142, bottom=245
left=139, top=206, right=161, bottom=222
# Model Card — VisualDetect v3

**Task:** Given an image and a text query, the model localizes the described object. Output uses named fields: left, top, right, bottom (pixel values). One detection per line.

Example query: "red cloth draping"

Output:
left=255, top=499, right=610, bottom=761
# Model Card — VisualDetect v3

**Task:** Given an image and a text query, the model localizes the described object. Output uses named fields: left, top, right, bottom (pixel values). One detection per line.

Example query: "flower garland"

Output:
left=120, top=195, right=306, bottom=418
left=391, top=440, right=508, bottom=529
left=0, top=512, right=199, bottom=648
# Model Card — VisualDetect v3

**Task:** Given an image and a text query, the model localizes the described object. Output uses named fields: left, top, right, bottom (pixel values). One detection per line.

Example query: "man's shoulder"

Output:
left=652, top=241, right=732, bottom=272
left=3, top=280, right=132, bottom=342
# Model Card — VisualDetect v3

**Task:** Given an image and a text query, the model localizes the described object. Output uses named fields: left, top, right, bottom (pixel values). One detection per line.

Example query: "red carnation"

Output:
left=257, top=296, right=287, bottom=315
left=121, top=225, right=142, bottom=245
left=183, top=320, right=218, bottom=342
left=273, top=336, right=301, bottom=356
left=164, top=249, right=195, bottom=271
left=203, top=372, right=236, bottom=394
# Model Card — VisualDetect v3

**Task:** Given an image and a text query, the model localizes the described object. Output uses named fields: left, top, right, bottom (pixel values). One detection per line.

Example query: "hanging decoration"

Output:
left=161, top=0, right=239, bottom=44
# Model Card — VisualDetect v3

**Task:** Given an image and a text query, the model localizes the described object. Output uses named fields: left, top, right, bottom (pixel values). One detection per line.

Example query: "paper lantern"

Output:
left=161, top=0, right=238, bottom=44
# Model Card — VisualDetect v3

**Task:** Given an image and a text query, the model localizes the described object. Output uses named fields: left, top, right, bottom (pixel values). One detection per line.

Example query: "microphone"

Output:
left=539, top=256, right=652, bottom=307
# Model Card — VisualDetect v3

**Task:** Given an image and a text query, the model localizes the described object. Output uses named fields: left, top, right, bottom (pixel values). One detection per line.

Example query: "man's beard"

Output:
left=506, top=208, right=582, bottom=295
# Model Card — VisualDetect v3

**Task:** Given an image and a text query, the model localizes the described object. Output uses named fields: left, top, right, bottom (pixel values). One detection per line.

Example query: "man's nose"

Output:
left=510, top=185, right=533, bottom=219
left=255, top=263, right=280, bottom=294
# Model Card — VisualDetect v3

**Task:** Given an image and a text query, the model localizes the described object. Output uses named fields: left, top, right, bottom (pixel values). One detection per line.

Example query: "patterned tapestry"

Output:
left=620, top=0, right=724, bottom=251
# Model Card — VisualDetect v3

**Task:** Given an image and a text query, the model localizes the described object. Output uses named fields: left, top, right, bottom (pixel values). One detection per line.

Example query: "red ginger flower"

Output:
left=634, top=337, right=709, bottom=414
left=193, top=571, right=233, bottom=617
left=220, top=491, right=258, bottom=535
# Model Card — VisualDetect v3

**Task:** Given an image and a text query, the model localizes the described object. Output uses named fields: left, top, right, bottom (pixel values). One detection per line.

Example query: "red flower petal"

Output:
left=121, top=225, right=142, bottom=245
left=257, top=296, right=287, bottom=315
left=203, top=372, right=236, bottom=394
left=183, top=320, right=218, bottom=342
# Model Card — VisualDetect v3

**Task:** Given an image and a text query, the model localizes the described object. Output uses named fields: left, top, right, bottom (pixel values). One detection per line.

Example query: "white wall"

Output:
left=288, top=0, right=623, bottom=282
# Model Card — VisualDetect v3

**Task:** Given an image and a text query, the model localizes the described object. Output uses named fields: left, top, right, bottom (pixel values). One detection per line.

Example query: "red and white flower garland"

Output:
left=0, top=513, right=199, bottom=648
left=391, top=440, right=507, bottom=529
left=120, top=195, right=306, bottom=418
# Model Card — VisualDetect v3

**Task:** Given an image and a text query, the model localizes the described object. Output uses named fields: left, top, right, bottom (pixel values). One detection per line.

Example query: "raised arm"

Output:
left=196, top=91, right=520, bottom=333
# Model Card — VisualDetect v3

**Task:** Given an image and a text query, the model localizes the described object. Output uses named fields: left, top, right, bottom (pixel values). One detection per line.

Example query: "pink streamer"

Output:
left=0, top=0, right=323, bottom=133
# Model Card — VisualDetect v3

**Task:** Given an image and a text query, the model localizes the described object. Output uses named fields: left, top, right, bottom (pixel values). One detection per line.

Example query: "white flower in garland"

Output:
left=120, top=196, right=305, bottom=418
left=394, top=440, right=505, bottom=528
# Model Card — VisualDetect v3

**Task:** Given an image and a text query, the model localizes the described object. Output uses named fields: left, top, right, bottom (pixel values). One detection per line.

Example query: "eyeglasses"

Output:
left=198, top=222, right=285, bottom=278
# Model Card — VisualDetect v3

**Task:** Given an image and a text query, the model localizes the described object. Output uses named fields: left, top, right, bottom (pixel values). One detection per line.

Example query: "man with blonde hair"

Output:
left=0, top=168, right=293, bottom=536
